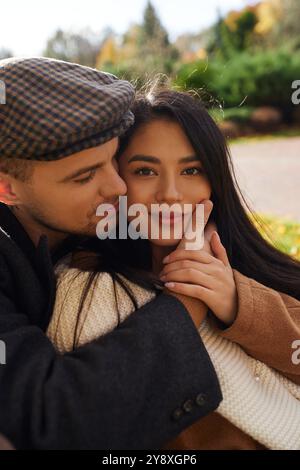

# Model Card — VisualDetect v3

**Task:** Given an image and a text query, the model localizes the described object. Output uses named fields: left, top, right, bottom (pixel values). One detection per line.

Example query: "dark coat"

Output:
left=0, top=203, right=221, bottom=449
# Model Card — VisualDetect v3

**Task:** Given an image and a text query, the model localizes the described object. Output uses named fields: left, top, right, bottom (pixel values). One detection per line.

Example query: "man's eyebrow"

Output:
left=128, top=154, right=200, bottom=164
left=59, top=141, right=121, bottom=183
left=58, top=163, right=104, bottom=183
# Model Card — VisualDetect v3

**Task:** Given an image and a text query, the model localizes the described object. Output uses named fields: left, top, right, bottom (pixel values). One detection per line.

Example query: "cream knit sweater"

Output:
left=47, top=265, right=300, bottom=450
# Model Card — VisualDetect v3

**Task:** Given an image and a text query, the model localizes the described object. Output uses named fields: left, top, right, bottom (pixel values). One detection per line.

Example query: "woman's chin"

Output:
left=148, top=237, right=180, bottom=248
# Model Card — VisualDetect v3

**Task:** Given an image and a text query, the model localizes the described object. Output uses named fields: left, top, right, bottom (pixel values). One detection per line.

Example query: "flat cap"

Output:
left=0, top=57, right=135, bottom=161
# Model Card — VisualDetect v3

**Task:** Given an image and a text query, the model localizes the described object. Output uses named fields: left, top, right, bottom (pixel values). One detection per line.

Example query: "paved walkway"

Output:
left=230, top=137, right=300, bottom=222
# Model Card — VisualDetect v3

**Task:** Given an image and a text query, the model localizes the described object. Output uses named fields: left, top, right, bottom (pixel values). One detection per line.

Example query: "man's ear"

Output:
left=0, top=174, right=22, bottom=206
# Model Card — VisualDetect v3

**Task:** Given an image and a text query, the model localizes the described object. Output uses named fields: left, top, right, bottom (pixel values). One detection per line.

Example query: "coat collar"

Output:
left=0, top=203, right=38, bottom=268
left=0, top=203, right=80, bottom=266
left=0, top=203, right=82, bottom=329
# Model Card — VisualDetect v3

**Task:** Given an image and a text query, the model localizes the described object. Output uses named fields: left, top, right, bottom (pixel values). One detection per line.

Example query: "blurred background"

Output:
left=1, top=0, right=299, bottom=258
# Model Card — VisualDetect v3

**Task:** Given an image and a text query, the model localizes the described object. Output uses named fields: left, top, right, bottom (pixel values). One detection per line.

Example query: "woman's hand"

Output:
left=162, top=199, right=213, bottom=328
left=160, top=232, right=238, bottom=326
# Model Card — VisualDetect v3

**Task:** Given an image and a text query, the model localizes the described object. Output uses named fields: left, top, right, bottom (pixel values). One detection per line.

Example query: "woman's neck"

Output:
left=151, top=244, right=176, bottom=276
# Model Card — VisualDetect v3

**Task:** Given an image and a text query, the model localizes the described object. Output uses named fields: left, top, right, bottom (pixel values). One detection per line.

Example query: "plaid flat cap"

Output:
left=0, top=57, right=135, bottom=161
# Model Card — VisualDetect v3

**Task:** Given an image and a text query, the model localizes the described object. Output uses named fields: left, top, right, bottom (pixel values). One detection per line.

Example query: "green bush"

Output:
left=174, top=50, right=300, bottom=110
left=210, top=106, right=254, bottom=123
left=173, top=60, right=221, bottom=103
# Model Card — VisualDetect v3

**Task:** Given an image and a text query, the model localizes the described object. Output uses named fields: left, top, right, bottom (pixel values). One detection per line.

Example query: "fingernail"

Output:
left=160, top=275, right=166, bottom=281
left=165, top=282, right=175, bottom=288
left=163, top=256, right=170, bottom=263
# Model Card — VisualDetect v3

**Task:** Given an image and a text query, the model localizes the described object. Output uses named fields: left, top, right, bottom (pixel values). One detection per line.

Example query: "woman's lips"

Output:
left=155, top=212, right=185, bottom=225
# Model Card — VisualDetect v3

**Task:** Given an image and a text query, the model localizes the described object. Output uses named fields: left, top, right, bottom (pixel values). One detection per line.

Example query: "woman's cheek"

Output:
left=194, top=178, right=212, bottom=200
left=204, top=176, right=212, bottom=194
left=126, top=180, right=153, bottom=206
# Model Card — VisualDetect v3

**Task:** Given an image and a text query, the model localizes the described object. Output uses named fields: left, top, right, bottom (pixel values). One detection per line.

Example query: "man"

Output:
left=0, top=57, right=221, bottom=449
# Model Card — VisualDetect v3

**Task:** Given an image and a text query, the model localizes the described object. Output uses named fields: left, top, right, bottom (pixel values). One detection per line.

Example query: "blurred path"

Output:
left=230, top=137, right=300, bottom=222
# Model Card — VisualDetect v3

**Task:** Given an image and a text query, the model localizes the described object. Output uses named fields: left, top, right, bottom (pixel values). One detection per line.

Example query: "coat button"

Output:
left=172, top=408, right=184, bottom=421
left=195, top=393, right=207, bottom=406
left=182, top=399, right=194, bottom=413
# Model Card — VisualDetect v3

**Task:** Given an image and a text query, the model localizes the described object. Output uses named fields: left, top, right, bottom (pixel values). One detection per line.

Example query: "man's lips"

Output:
left=112, top=200, right=119, bottom=211
left=104, top=200, right=119, bottom=212
left=96, top=200, right=119, bottom=219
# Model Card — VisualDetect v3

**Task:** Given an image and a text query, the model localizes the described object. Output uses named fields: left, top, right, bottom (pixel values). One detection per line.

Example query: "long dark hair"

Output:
left=68, top=87, right=300, bottom=348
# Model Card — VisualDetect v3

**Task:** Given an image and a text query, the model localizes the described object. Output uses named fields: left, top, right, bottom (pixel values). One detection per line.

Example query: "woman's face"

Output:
left=118, top=119, right=212, bottom=248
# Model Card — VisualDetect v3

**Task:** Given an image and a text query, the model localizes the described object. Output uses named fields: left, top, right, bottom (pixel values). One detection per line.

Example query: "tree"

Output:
left=96, top=35, right=120, bottom=69
left=0, top=48, right=13, bottom=60
left=99, top=2, right=179, bottom=83
left=209, top=7, right=258, bottom=58
left=140, top=1, right=169, bottom=48
left=234, top=10, right=258, bottom=50
left=276, top=0, right=300, bottom=48
left=43, top=29, right=102, bottom=67
left=135, top=1, right=178, bottom=74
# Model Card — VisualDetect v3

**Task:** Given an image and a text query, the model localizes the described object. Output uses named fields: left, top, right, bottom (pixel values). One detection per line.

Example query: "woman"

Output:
left=47, top=89, right=300, bottom=450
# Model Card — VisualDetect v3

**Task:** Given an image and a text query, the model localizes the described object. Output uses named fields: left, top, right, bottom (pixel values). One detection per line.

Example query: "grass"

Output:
left=252, top=214, right=300, bottom=261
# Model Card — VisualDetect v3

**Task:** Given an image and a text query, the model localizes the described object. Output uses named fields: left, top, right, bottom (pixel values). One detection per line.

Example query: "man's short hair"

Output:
left=0, top=158, right=34, bottom=182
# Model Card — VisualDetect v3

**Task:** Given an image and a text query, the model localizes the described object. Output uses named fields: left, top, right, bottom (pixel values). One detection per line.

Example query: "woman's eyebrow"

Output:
left=178, top=155, right=200, bottom=163
left=128, top=155, right=200, bottom=164
left=128, top=155, right=161, bottom=164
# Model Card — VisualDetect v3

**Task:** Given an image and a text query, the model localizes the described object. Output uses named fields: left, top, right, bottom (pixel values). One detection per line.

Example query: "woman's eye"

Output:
left=134, top=168, right=156, bottom=176
left=182, top=167, right=203, bottom=176
left=74, top=169, right=97, bottom=184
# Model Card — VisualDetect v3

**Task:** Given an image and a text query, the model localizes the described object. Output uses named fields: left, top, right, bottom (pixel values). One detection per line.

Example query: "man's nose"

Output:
left=99, top=166, right=127, bottom=199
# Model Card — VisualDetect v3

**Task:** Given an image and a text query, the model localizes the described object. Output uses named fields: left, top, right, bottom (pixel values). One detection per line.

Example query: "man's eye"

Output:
left=74, top=169, right=97, bottom=184
left=182, top=167, right=203, bottom=176
left=134, top=168, right=156, bottom=176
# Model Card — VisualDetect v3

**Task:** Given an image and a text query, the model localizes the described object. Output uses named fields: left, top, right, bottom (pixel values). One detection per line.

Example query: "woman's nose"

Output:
left=155, top=180, right=183, bottom=204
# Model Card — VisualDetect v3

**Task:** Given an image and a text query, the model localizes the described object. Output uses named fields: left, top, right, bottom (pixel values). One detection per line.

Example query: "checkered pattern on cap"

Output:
left=0, top=57, right=135, bottom=161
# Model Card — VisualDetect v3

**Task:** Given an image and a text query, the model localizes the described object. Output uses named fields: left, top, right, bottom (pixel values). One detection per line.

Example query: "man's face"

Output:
left=11, top=138, right=127, bottom=241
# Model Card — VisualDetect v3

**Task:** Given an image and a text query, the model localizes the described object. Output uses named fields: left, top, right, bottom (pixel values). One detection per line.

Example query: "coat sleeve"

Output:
left=209, top=269, right=300, bottom=384
left=0, top=286, right=222, bottom=450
